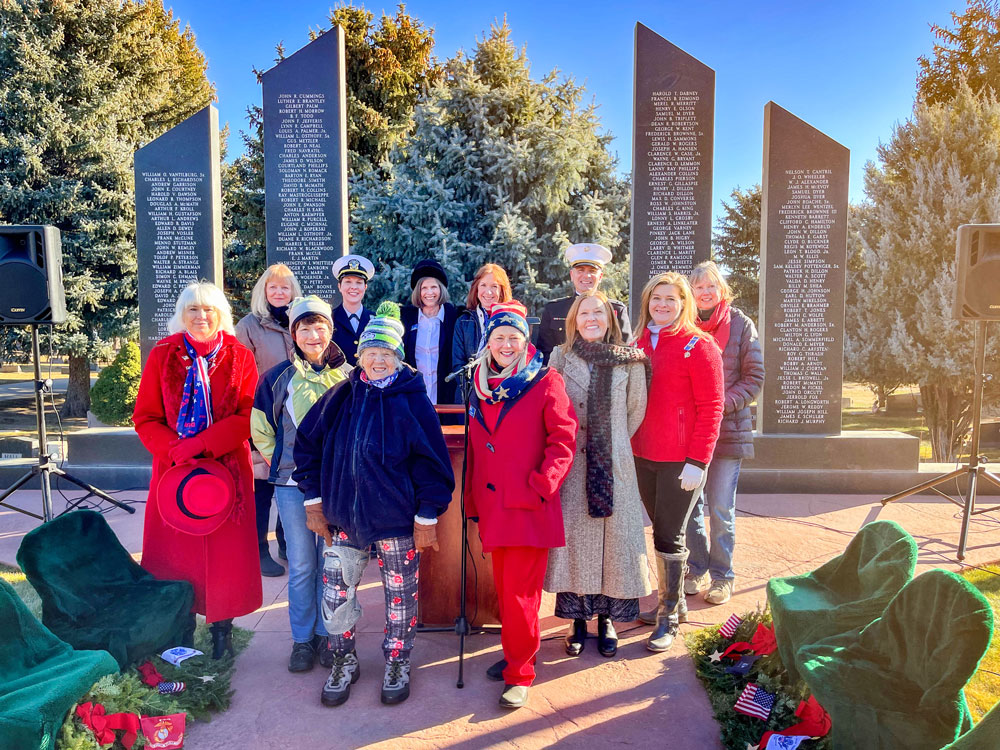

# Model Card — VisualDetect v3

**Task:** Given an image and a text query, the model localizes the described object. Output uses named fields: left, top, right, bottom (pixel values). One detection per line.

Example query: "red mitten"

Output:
left=168, top=436, right=205, bottom=465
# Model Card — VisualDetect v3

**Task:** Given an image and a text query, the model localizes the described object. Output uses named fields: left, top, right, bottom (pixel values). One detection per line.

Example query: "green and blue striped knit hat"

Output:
left=358, top=301, right=405, bottom=358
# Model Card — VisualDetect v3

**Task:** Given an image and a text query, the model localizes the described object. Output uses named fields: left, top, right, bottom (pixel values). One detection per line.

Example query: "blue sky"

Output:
left=166, top=0, right=957, bottom=215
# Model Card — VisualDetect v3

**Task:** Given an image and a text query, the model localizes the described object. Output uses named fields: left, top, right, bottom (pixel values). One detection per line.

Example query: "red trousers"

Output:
left=491, top=546, right=549, bottom=686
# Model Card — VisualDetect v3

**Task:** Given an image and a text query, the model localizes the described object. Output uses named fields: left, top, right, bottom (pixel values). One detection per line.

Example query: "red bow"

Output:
left=722, top=623, right=778, bottom=659
left=759, top=695, right=832, bottom=747
left=137, top=660, right=165, bottom=687
left=76, top=702, right=140, bottom=749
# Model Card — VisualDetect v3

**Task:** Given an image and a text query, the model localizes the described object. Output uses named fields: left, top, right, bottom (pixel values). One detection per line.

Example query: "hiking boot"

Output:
left=684, top=571, right=709, bottom=596
left=499, top=684, right=529, bottom=709
left=288, top=640, right=317, bottom=672
left=321, top=651, right=360, bottom=707
left=486, top=658, right=507, bottom=682
left=381, top=659, right=411, bottom=705
left=315, top=635, right=334, bottom=668
left=704, top=579, right=734, bottom=605
left=564, top=618, right=587, bottom=656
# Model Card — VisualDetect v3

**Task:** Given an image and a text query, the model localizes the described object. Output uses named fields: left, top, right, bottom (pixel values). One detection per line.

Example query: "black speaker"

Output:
left=954, top=223, right=1000, bottom=320
left=0, top=225, right=66, bottom=325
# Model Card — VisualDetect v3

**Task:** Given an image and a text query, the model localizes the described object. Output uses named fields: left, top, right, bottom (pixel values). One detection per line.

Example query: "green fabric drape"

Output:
left=17, top=509, right=195, bottom=668
left=799, top=569, right=994, bottom=750
left=941, top=701, right=1000, bottom=749
left=767, top=519, right=918, bottom=682
left=0, top=577, right=118, bottom=749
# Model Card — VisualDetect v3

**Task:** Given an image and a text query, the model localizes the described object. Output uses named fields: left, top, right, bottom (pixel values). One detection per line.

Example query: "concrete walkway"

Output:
left=1, top=489, right=999, bottom=749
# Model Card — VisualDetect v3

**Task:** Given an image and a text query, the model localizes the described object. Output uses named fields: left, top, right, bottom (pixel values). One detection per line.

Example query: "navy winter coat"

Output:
left=292, top=366, right=455, bottom=547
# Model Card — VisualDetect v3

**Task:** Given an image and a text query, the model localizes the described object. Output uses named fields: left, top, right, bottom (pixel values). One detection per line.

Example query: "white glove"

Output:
left=679, top=463, right=706, bottom=492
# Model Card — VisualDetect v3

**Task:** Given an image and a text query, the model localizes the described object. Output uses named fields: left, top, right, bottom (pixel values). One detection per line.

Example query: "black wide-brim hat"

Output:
left=156, top=459, right=235, bottom=536
left=409, top=258, right=448, bottom=290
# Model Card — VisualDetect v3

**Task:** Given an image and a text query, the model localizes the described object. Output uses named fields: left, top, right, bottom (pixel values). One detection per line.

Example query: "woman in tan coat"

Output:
left=544, top=291, right=651, bottom=658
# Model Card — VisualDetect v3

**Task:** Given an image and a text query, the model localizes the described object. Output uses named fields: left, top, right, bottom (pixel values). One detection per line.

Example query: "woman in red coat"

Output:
left=631, top=272, right=724, bottom=654
left=134, top=281, right=262, bottom=659
left=465, top=301, right=577, bottom=710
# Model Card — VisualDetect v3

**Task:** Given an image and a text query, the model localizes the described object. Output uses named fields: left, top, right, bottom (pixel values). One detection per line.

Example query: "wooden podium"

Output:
left=417, top=412, right=500, bottom=626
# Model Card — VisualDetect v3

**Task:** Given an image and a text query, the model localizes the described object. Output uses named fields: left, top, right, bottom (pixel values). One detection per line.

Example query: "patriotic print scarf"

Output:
left=175, top=334, right=223, bottom=437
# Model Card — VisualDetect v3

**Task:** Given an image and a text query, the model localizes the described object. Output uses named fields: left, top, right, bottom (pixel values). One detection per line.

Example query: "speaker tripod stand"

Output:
left=0, top=325, right=134, bottom=521
left=882, top=319, right=999, bottom=560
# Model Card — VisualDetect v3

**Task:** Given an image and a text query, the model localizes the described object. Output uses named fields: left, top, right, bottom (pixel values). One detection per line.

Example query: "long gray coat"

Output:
left=544, top=347, right=651, bottom=600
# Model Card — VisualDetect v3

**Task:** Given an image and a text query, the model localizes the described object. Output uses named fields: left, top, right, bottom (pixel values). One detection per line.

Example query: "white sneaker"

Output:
left=684, top=571, right=709, bottom=596
left=704, top=579, right=734, bottom=605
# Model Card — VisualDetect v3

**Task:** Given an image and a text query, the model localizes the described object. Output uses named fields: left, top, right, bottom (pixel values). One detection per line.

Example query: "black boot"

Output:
left=209, top=619, right=234, bottom=660
left=564, top=618, right=587, bottom=656
left=259, top=542, right=285, bottom=577
left=180, top=612, right=197, bottom=648
left=647, top=551, right=687, bottom=653
left=597, top=615, right=618, bottom=657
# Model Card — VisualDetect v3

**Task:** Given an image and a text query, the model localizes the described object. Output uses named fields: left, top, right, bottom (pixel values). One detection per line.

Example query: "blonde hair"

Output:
left=561, top=290, right=623, bottom=350
left=168, top=281, right=235, bottom=336
left=632, top=272, right=700, bottom=342
left=689, top=260, right=734, bottom=303
left=410, top=276, right=451, bottom=307
left=465, top=263, right=513, bottom=309
left=251, top=264, right=303, bottom=319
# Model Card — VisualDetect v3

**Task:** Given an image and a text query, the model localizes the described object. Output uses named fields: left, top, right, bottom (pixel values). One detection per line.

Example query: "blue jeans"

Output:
left=273, top=484, right=326, bottom=643
left=685, top=457, right=742, bottom=582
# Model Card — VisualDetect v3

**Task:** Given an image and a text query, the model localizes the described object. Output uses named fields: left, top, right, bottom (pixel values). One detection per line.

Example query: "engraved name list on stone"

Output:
left=263, top=27, right=349, bottom=302
left=644, top=89, right=702, bottom=274
left=758, top=101, right=849, bottom=436
left=629, top=23, right=714, bottom=322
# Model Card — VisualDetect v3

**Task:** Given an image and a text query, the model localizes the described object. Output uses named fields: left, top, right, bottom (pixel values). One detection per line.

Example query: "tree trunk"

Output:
left=919, top=382, right=970, bottom=462
left=61, top=354, right=92, bottom=418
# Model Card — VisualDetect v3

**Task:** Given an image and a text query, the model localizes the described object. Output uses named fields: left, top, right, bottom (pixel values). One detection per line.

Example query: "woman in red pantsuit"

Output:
left=465, top=301, right=577, bottom=709
left=134, top=281, right=262, bottom=659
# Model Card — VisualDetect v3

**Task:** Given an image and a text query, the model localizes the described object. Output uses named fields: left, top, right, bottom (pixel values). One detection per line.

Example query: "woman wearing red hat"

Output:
left=465, top=300, right=578, bottom=709
left=134, top=281, right=262, bottom=659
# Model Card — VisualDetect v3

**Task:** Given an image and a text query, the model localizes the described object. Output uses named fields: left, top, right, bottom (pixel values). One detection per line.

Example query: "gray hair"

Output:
left=410, top=276, right=450, bottom=307
left=167, top=282, right=235, bottom=335
left=358, top=347, right=404, bottom=372
left=250, top=263, right=303, bottom=319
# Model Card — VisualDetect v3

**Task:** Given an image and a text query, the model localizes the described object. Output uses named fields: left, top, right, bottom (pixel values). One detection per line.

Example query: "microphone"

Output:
left=444, top=358, right=477, bottom=383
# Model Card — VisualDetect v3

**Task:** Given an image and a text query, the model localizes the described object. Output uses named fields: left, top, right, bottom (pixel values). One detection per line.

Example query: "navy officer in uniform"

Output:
left=536, top=243, right=631, bottom=362
left=331, top=254, right=376, bottom=365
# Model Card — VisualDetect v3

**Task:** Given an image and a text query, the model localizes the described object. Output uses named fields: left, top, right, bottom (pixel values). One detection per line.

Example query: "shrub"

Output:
left=89, top=342, right=141, bottom=426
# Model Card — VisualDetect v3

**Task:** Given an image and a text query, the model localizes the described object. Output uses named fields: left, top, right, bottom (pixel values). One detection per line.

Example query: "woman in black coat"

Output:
left=401, top=259, right=459, bottom=405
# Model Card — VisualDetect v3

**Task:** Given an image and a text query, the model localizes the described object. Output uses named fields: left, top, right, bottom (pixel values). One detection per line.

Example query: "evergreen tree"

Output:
left=862, top=83, right=1000, bottom=460
left=350, top=20, right=630, bottom=311
left=918, top=0, right=1000, bottom=104
left=0, top=0, right=214, bottom=415
left=712, top=184, right=761, bottom=321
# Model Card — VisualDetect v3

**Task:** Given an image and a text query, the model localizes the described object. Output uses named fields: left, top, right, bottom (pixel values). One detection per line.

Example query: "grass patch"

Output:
left=1, top=562, right=252, bottom=749
left=962, top=564, right=1000, bottom=721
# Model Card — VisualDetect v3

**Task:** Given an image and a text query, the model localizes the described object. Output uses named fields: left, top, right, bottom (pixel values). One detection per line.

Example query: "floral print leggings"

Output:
left=321, top=532, right=420, bottom=662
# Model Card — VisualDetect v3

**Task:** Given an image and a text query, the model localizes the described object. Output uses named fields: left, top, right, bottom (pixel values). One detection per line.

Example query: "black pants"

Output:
left=254, top=479, right=285, bottom=551
left=634, top=457, right=700, bottom=555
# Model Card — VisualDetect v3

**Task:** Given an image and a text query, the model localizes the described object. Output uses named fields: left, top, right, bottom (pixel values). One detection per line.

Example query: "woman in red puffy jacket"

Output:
left=631, top=272, right=723, bottom=653
left=465, top=300, right=577, bottom=710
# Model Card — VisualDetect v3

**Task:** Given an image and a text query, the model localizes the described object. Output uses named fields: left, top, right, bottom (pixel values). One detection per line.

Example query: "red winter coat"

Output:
left=631, top=327, right=724, bottom=467
left=465, top=369, right=578, bottom=552
left=133, top=332, right=262, bottom=621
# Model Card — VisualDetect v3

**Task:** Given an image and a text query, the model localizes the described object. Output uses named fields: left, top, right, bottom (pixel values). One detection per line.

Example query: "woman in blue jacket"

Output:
left=293, top=302, right=454, bottom=709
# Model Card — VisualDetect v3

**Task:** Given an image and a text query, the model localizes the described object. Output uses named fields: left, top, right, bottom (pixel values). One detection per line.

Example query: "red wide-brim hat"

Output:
left=156, top=459, right=235, bottom=536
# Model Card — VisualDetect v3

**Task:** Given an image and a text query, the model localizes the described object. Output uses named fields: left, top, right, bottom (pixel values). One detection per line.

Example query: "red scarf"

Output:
left=697, top=300, right=731, bottom=352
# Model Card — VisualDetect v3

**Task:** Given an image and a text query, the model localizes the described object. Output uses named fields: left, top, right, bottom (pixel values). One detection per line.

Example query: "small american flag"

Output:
left=734, top=683, right=775, bottom=721
left=719, top=614, right=742, bottom=639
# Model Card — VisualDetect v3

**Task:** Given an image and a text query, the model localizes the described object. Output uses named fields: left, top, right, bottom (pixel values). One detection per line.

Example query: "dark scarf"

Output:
left=267, top=303, right=289, bottom=328
left=572, top=339, right=650, bottom=517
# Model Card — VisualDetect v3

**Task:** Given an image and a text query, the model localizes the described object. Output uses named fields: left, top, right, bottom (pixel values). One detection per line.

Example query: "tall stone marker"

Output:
left=135, top=105, right=223, bottom=363
left=758, top=102, right=849, bottom=435
left=262, top=26, right=349, bottom=301
left=629, top=22, right=714, bottom=321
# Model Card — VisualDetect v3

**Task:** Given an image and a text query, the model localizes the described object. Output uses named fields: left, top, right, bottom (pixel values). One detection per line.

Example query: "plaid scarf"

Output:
left=175, top=335, right=223, bottom=437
